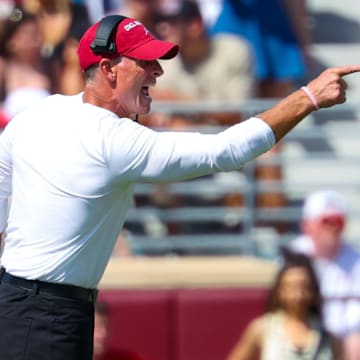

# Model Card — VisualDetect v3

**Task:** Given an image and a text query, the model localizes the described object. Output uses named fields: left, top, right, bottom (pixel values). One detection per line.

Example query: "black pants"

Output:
left=0, top=278, right=95, bottom=360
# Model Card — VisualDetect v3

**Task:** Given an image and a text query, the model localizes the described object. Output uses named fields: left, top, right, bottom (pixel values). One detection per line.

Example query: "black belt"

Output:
left=0, top=269, right=97, bottom=303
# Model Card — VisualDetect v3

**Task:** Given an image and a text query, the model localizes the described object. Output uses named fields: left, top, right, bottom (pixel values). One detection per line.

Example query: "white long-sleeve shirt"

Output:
left=0, top=93, right=275, bottom=288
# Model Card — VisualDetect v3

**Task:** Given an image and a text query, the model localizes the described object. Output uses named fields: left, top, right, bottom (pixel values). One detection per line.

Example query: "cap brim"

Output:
left=124, top=39, right=179, bottom=60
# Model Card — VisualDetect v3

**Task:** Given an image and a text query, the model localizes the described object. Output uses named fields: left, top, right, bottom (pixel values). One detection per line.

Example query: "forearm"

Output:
left=257, top=88, right=314, bottom=142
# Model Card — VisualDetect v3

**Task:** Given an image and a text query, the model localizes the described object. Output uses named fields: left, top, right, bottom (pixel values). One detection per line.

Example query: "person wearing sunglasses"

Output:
left=289, top=190, right=360, bottom=360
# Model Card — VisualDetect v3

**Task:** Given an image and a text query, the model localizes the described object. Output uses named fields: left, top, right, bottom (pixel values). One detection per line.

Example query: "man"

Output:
left=0, top=12, right=358, bottom=360
left=289, top=190, right=360, bottom=360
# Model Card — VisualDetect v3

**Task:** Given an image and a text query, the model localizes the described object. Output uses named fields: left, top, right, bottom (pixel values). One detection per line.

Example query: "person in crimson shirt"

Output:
left=93, top=301, right=144, bottom=360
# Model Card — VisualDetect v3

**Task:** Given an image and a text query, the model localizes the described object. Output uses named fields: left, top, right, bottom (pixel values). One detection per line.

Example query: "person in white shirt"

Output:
left=0, top=13, right=358, bottom=360
left=289, top=190, right=360, bottom=360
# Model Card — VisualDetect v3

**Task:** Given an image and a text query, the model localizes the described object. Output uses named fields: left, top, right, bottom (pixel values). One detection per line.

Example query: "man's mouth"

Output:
left=141, top=86, right=150, bottom=99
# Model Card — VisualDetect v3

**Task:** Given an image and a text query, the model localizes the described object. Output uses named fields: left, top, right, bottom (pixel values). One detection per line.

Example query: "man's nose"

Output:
left=152, top=60, right=164, bottom=77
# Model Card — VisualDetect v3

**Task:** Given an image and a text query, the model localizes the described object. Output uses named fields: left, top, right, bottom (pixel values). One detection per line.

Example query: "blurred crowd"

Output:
left=0, top=0, right=311, bottom=115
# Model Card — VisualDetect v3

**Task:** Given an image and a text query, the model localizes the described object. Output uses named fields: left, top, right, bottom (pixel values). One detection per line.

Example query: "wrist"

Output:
left=301, top=86, right=319, bottom=111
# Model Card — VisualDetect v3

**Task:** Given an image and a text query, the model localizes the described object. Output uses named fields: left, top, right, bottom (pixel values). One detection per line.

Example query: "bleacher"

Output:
left=123, top=100, right=360, bottom=258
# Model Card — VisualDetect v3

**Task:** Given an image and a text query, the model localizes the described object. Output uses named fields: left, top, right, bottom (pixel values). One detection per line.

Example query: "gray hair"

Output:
left=83, top=57, right=122, bottom=82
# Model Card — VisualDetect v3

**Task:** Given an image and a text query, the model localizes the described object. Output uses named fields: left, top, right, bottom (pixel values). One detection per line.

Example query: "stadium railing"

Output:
left=124, top=99, right=360, bottom=257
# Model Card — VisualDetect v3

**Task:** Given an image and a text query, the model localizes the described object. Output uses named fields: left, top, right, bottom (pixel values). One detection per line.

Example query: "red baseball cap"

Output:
left=77, top=16, right=179, bottom=70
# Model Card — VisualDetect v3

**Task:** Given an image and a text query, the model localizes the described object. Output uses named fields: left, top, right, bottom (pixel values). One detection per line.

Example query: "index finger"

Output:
left=332, top=64, right=360, bottom=77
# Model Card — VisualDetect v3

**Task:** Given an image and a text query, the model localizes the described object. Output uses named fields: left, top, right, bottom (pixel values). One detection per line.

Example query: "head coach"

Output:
left=0, top=12, right=359, bottom=360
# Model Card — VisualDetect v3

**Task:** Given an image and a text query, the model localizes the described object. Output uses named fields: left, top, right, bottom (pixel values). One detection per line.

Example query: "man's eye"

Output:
left=137, top=60, right=149, bottom=68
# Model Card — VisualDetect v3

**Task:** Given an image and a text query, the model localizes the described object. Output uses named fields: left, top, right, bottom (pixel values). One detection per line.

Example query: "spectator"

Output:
left=210, top=0, right=312, bottom=215
left=73, top=0, right=118, bottom=24
left=22, top=0, right=91, bottom=95
left=55, top=31, right=87, bottom=95
left=211, top=0, right=311, bottom=99
left=24, top=0, right=90, bottom=52
left=151, top=0, right=256, bottom=128
left=107, top=0, right=159, bottom=34
left=226, top=250, right=342, bottom=359
left=0, top=6, right=54, bottom=126
left=94, top=301, right=144, bottom=360
left=195, top=0, right=222, bottom=29
left=289, top=189, right=360, bottom=360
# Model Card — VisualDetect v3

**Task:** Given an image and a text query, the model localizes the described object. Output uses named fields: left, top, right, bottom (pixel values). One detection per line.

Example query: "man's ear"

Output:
left=98, top=58, right=116, bottom=81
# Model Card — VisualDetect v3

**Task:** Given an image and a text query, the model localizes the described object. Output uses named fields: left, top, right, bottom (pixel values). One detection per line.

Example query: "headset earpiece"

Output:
left=90, top=15, right=127, bottom=55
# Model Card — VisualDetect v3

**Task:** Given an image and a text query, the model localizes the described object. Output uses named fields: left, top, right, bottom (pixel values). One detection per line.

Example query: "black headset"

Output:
left=90, top=15, right=128, bottom=55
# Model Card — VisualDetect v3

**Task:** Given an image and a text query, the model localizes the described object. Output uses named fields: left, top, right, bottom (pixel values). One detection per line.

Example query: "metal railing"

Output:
left=124, top=100, right=360, bottom=257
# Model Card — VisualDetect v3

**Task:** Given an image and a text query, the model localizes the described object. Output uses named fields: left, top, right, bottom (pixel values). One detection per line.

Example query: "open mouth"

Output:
left=141, top=86, right=151, bottom=99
